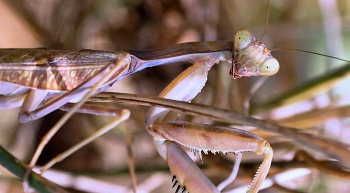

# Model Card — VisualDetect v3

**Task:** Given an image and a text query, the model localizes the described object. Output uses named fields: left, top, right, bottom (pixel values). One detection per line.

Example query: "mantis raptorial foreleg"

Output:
left=145, top=54, right=273, bottom=192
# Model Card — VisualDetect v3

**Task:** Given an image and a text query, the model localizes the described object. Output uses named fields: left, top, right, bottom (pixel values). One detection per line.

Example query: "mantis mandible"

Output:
left=0, top=27, right=278, bottom=193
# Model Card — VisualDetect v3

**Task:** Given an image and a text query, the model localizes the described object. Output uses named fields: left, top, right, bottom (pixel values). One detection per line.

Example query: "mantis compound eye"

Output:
left=259, top=57, right=279, bottom=76
left=234, top=29, right=255, bottom=50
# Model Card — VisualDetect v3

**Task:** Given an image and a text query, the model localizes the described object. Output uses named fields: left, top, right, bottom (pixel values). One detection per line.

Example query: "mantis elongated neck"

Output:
left=128, top=41, right=233, bottom=71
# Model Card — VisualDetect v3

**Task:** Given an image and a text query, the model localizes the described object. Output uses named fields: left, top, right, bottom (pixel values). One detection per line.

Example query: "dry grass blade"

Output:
left=0, top=145, right=67, bottom=193
left=91, top=92, right=350, bottom=169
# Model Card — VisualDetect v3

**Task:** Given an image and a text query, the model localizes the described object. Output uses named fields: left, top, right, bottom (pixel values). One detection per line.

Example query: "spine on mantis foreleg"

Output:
left=163, top=141, right=219, bottom=193
left=247, top=142, right=273, bottom=193
left=159, top=121, right=273, bottom=192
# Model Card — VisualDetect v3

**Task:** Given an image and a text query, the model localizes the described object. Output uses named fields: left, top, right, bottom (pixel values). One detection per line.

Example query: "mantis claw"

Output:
left=247, top=143, right=273, bottom=193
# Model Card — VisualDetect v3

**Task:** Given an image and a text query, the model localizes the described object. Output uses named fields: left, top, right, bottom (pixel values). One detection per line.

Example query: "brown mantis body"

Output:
left=0, top=29, right=278, bottom=193
left=2, top=0, right=350, bottom=190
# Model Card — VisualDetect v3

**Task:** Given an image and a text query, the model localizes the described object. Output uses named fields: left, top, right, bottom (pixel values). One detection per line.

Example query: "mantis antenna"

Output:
left=270, top=48, right=350, bottom=63
left=260, top=0, right=270, bottom=41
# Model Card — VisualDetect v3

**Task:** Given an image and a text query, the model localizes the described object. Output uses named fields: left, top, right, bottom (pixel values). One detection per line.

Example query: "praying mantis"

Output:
left=0, top=28, right=277, bottom=193
left=2, top=0, right=350, bottom=193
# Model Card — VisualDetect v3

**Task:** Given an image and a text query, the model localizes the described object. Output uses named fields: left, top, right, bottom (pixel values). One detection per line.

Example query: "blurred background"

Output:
left=0, top=0, right=350, bottom=192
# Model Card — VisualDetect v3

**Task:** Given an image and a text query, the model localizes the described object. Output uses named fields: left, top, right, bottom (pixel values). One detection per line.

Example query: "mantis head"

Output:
left=231, top=29, right=279, bottom=78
